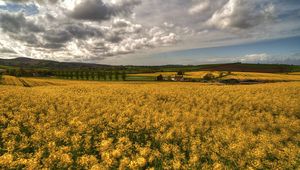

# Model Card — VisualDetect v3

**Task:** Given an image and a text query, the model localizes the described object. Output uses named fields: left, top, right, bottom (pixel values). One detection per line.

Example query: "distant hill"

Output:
left=0, top=57, right=110, bottom=70
left=0, top=57, right=299, bottom=73
left=197, top=63, right=300, bottom=73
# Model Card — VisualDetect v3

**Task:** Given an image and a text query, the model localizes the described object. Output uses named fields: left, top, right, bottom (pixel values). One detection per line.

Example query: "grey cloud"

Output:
left=0, top=6, right=178, bottom=61
left=0, top=47, right=16, bottom=53
left=65, top=24, right=103, bottom=39
left=105, top=34, right=122, bottom=43
left=0, top=12, right=44, bottom=33
left=9, top=33, right=39, bottom=45
left=43, top=30, right=72, bottom=44
left=112, top=0, right=141, bottom=16
left=1, top=0, right=298, bottom=64
left=68, top=0, right=141, bottom=21
left=0, top=12, right=106, bottom=50
left=69, top=0, right=113, bottom=21
left=43, top=43, right=64, bottom=49
left=2, top=0, right=58, bottom=4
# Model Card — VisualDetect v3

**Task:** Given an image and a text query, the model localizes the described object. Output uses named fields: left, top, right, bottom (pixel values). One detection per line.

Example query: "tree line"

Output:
left=54, top=70, right=127, bottom=81
left=2, top=68, right=53, bottom=77
left=0, top=71, right=3, bottom=82
left=0, top=68, right=127, bottom=81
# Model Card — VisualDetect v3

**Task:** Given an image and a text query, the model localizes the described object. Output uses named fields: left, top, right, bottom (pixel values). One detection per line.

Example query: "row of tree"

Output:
left=4, top=68, right=53, bottom=77
left=54, top=71, right=127, bottom=81
left=1, top=69, right=128, bottom=81
left=0, top=72, right=3, bottom=82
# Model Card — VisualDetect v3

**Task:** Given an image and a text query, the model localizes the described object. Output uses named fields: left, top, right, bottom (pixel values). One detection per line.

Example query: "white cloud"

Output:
left=0, top=1, right=6, bottom=5
left=208, top=0, right=275, bottom=30
left=0, top=9, right=179, bottom=62
left=188, top=1, right=210, bottom=15
left=0, top=0, right=299, bottom=64
left=238, top=53, right=270, bottom=63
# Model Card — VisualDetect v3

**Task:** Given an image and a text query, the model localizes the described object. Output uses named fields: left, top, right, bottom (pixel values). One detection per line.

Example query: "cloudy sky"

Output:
left=0, top=0, right=300, bottom=65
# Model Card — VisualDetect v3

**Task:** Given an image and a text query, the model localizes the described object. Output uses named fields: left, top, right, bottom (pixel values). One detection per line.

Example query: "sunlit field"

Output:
left=0, top=76, right=65, bottom=87
left=129, top=71, right=300, bottom=81
left=0, top=78, right=299, bottom=169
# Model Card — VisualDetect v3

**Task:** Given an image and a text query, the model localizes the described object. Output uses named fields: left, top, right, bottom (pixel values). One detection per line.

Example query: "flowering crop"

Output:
left=0, top=81, right=299, bottom=169
left=129, top=71, right=300, bottom=81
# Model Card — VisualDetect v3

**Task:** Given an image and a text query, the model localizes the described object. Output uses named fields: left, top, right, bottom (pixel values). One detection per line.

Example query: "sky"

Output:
left=0, top=0, right=300, bottom=65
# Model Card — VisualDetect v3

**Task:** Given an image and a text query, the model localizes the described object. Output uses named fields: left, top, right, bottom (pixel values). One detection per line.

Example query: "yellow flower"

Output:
left=0, top=154, right=13, bottom=166
left=136, top=157, right=146, bottom=167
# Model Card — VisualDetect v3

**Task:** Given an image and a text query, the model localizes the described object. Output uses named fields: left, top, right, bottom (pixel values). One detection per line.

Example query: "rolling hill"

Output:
left=0, top=57, right=299, bottom=73
left=0, top=57, right=110, bottom=70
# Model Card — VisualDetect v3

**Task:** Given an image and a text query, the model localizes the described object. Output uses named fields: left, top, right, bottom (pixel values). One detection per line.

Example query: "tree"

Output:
left=55, top=71, right=60, bottom=78
left=80, top=71, right=84, bottom=80
left=86, top=72, right=90, bottom=80
left=62, top=71, right=66, bottom=79
left=108, top=71, right=113, bottom=81
left=156, top=74, right=163, bottom=81
left=203, top=73, right=215, bottom=81
left=177, top=71, right=184, bottom=75
left=115, top=71, right=119, bottom=81
left=69, top=71, right=73, bottom=79
left=0, top=71, right=3, bottom=82
left=103, top=71, right=107, bottom=81
left=91, top=72, right=95, bottom=80
left=84, top=71, right=88, bottom=80
left=97, top=72, right=101, bottom=80
left=9, top=69, right=16, bottom=76
left=17, top=68, right=26, bottom=77
left=75, top=71, right=80, bottom=80
left=121, top=71, right=126, bottom=81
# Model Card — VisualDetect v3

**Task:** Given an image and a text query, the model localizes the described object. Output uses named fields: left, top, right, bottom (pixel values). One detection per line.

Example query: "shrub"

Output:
left=177, top=71, right=184, bottom=75
left=156, top=74, right=163, bottom=81
left=220, top=79, right=240, bottom=84
left=203, top=73, right=215, bottom=81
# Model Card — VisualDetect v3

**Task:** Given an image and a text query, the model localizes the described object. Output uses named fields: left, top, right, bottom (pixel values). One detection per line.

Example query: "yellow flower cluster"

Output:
left=0, top=81, right=299, bottom=169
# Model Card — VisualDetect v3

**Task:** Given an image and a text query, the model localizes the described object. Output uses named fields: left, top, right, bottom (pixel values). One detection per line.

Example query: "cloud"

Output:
left=0, top=47, right=16, bottom=53
left=1, top=0, right=58, bottom=4
left=67, top=0, right=141, bottom=21
left=0, top=6, right=178, bottom=62
left=208, top=0, right=275, bottom=30
left=238, top=53, right=270, bottom=63
left=0, top=12, right=43, bottom=33
left=0, top=0, right=299, bottom=64
left=68, top=0, right=113, bottom=21
left=189, top=1, right=209, bottom=15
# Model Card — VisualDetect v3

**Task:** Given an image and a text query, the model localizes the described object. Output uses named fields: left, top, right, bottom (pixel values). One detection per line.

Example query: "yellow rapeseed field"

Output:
left=226, top=72, right=300, bottom=81
left=0, top=79, right=299, bottom=169
left=128, top=71, right=300, bottom=81
left=0, top=76, right=65, bottom=87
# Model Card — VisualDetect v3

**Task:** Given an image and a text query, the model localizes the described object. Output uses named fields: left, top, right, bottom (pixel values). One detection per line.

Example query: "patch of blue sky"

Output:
left=151, top=36, right=300, bottom=62
left=0, top=2, right=38, bottom=15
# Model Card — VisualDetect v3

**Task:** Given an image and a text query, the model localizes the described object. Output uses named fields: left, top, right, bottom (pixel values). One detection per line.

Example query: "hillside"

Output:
left=0, top=57, right=299, bottom=73
left=197, top=63, right=300, bottom=73
left=0, top=57, right=110, bottom=70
